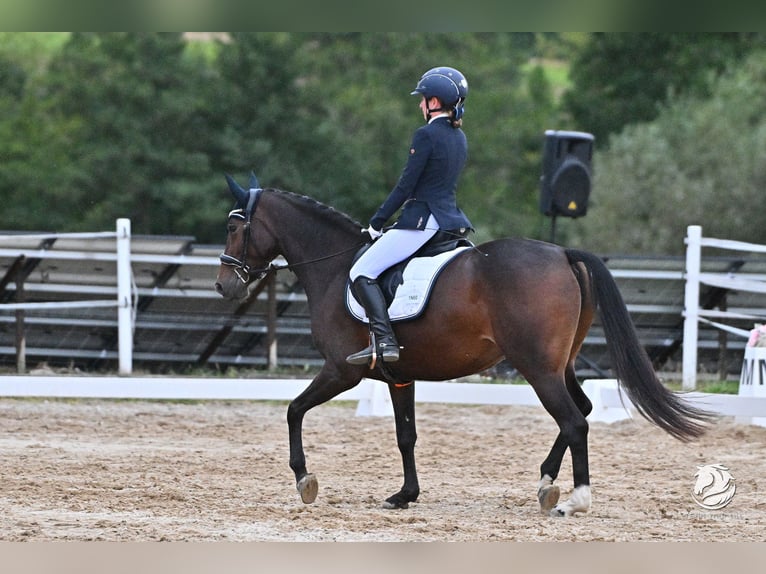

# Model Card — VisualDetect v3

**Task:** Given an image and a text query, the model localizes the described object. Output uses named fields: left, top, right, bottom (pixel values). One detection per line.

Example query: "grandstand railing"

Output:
left=0, top=219, right=294, bottom=374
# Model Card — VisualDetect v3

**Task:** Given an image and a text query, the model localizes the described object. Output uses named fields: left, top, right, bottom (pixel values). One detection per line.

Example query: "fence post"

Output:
left=116, top=218, right=133, bottom=375
left=15, top=263, right=26, bottom=374
left=682, top=225, right=702, bottom=391
left=267, top=273, right=278, bottom=371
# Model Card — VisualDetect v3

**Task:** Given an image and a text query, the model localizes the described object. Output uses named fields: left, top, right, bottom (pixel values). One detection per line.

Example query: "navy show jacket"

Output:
left=370, top=116, right=473, bottom=233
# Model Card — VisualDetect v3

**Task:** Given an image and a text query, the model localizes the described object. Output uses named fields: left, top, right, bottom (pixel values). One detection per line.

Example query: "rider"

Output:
left=346, top=66, right=474, bottom=366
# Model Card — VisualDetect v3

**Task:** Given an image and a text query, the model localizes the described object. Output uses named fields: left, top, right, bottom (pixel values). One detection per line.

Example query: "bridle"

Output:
left=219, top=187, right=272, bottom=284
left=219, top=187, right=368, bottom=285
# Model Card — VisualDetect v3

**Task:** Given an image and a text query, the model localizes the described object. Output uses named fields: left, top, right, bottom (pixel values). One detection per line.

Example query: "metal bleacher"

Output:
left=583, top=253, right=766, bottom=379
left=3, top=232, right=766, bottom=379
left=0, top=233, right=318, bottom=372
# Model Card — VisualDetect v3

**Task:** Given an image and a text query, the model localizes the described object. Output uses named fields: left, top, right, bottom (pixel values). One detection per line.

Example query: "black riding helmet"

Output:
left=411, top=66, right=468, bottom=120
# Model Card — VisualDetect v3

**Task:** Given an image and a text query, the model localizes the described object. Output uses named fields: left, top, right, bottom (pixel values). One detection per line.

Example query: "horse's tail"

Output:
left=565, top=248, right=714, bottom=441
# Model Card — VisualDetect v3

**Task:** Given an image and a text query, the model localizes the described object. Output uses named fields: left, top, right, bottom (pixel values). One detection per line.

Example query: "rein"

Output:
left=219, top=188, right=366, bottom=284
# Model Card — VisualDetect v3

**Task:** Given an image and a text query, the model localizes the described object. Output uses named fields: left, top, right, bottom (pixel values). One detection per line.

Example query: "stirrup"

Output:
left=346, top=334, right=400, bottom=366
left=346, top=344, right=376, bottom=366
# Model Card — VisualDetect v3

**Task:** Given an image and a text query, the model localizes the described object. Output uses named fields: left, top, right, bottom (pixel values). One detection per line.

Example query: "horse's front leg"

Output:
left=382, top=381, right=420, bottom=509
left=286, top=367, right=361, bottom=504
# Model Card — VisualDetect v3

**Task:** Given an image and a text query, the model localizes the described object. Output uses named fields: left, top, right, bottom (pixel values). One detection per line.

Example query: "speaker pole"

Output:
left=550, top=214, right=557, bottom=244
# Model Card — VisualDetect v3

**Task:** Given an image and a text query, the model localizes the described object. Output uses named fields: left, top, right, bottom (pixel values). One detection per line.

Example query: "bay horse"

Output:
left=214, top=174, right=712, bottom=517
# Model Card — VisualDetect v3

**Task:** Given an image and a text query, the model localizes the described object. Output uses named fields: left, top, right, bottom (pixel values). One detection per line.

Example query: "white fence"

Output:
left=0, top=219, right=135, bottom=374
left=682, top=225, right=766, bottom=390
left=6, top=221, right=766, bottom=424
left=2, top=375, right=766, bottom=425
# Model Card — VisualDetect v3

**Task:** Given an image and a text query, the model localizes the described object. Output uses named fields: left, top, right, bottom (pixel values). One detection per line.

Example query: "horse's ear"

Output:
left=248, top=171, right=261, bottom=190
left=225, top=174, right=249, bottom=207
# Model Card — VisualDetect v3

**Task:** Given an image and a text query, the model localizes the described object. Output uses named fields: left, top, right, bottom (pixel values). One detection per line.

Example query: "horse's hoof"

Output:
left=381, top=500, right=409, bottom=510
left=547, top=485, right=590, bottom=517
left=538, top=484, right=560, bottom=514
left=549, top=506, right=568, bottom=518
left=297, top=474, right=318, bottom=504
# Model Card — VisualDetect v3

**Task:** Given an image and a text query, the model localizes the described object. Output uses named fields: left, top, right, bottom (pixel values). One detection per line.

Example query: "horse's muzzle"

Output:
left=214, top=275, right=248, bottom=300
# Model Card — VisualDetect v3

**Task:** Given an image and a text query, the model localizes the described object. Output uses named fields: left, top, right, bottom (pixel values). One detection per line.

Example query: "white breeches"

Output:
left=349, top=214, right=439, bottom=281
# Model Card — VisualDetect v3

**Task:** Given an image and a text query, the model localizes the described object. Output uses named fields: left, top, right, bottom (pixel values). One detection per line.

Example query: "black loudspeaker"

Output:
left=539, top=130, right=594, bottom=218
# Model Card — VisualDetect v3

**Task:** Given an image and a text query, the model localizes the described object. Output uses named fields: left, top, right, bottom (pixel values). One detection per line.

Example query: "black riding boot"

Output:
left=346, top=277, right=400, bottom=365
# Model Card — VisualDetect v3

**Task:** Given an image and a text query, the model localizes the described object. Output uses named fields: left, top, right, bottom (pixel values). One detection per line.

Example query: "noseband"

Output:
left=219, top=188, right=270, bottom=284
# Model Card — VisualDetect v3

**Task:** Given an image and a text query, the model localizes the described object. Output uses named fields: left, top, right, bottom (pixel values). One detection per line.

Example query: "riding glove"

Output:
left=365, top=226, right=382, bottom=240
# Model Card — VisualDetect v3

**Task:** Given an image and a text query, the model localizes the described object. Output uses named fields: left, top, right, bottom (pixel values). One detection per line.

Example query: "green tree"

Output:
left=207, top=32, right=368, bottom=223
left=0, top=33, right=571, bottom=244
left=292, top=33, right=544, bottom=241
left=41, top=33, right=217, bottom=237
left=291, top=32, right=480, bottom=219
left=0, top=48, right=82, bottom=233
left=563, top=33, right=761, bottom=145
left=568, top=50, right=766, bottom=255
left=208, top=32, right=546, bottom=241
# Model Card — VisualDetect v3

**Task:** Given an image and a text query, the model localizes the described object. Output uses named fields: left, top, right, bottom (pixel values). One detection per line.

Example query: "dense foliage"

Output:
left=562, top=33, right=759, bottom=143
left=1, top=32, right=764, bottom=253
left=568, top=50, right=766, bottom=254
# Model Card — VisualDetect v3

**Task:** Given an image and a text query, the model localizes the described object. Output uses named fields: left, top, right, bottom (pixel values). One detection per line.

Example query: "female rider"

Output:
left=347, top=66, right=473, bottom=365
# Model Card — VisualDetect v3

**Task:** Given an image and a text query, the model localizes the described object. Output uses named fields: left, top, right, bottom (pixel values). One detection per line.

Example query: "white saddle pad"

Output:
left=346, top=246, right=471, bottom=323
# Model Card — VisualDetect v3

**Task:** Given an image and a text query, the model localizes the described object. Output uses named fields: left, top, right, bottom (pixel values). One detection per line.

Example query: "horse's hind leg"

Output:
left=287, top=365, right=361, bottom=504
left=537, top=364, right=593, bottom=513
left=531, top=369, right=592, bottom=517
left=382, top=381, right=420, bottom=509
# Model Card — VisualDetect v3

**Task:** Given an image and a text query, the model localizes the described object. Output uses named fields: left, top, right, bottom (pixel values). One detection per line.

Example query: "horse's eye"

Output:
left=227, top=223, right=238, bottom=234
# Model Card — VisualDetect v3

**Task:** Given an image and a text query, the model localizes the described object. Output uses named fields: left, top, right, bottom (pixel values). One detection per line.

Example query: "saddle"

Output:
left=346, top=229, right=473, bottom=323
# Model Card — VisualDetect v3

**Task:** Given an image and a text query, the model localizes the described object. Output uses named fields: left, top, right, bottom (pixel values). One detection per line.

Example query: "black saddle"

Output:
left=350, top=229, right=473, bottom=306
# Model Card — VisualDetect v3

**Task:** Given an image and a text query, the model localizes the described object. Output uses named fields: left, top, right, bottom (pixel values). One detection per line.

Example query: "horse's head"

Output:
left=215, top=173, right=279, bottom=300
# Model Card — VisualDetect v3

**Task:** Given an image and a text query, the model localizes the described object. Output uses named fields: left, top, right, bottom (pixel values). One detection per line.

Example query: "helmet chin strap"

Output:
left=424, top=95, right=446, bottom=121
left=426, top=103, right=447, bottom=121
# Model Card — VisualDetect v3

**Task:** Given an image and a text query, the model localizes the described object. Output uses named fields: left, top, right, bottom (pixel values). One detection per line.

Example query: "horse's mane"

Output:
left=267, top=188, right=363, bottom=231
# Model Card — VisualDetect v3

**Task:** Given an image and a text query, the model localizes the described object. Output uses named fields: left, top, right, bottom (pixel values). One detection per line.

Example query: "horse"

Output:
left=214, top=174, right=713, bottom=517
